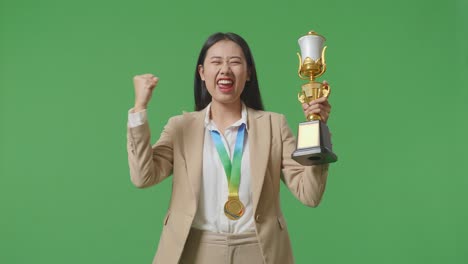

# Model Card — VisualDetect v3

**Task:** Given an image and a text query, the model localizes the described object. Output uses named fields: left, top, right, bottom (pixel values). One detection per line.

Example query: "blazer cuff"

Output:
left=128, top=108, right=147, bottom=128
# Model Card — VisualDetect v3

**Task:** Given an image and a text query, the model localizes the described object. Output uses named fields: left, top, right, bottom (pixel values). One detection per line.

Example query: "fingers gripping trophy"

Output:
left=292, top=31, right=338, bottom=165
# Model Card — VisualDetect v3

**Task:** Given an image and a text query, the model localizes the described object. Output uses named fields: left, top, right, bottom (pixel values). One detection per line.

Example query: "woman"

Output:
left=127, top=32, right=332, bottom=264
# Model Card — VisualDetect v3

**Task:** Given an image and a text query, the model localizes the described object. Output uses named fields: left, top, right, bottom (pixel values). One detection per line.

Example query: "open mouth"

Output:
left=217, top=78, right=234, bottom=92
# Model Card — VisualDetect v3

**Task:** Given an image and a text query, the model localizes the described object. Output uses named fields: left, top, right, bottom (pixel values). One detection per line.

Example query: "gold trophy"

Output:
left=292, top=30, right=337, bottom=165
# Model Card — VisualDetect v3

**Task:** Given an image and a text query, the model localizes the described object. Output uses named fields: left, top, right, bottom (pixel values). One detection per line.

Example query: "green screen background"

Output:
left=1, top=0, right=467, bottom=263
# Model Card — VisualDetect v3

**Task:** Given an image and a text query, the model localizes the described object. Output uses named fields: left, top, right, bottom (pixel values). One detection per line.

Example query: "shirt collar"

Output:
left=204, top=102, right=248, bottom=131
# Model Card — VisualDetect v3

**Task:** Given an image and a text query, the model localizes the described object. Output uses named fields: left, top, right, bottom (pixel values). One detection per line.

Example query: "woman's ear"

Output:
left=198, top=64, right=205, bottom=81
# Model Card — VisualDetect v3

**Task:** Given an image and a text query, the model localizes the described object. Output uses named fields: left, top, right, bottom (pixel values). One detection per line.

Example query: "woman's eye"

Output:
left=230, top=61, right=241, bottom=64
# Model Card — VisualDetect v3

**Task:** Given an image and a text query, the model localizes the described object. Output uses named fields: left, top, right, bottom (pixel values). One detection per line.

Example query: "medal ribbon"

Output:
left=210, top=123, right=246, bottom=199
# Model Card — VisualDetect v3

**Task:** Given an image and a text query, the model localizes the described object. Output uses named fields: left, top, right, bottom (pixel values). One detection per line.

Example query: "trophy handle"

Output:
left=298, top=91, right=307, bottom=104
left=315, top=46, right=327, bottom=78
left=322, top=82, right=331, bottom=98
left=321, top=46, right=327, bottom=66
left=297, top=53, right=308, bottom=80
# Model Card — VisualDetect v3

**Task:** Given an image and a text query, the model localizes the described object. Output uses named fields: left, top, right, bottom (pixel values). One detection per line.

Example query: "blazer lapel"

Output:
left=181, top=107, right=270, bottom=214
left=247, top=108, right=271, bottom=213
left=182, top=109, right=206, bottom=208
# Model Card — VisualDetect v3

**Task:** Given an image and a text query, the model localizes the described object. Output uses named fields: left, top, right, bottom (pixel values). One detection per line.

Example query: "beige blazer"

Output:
left=127, top=107, right=329, bottom=264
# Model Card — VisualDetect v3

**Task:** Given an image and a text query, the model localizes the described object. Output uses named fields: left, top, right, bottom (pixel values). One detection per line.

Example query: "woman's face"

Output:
left=198, top=40, right=250, bottom=106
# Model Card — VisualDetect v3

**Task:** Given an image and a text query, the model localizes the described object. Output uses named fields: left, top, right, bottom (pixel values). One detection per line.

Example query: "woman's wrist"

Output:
left=133, top=104, right=147, bottom=112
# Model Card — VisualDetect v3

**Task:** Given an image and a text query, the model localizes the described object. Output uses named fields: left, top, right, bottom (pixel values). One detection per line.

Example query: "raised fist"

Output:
left=133, top=73, right=159, bottom=111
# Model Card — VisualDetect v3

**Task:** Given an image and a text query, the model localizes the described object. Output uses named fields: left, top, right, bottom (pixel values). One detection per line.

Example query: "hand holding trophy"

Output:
left=292, top=31, right=338, bottom=165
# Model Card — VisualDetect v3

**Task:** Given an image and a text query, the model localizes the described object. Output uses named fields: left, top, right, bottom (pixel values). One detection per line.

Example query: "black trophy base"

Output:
left=292, top=146, right=337, bottom=165
left=292, top=120, right=338, bottom=166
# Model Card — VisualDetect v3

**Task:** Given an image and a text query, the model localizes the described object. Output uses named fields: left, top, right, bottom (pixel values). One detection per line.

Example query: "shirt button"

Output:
left=255, top=214, right=261, bottom=223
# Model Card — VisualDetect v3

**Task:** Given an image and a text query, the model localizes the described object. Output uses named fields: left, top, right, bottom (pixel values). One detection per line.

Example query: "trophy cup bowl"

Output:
left=292, top=31, right=338, bottom=165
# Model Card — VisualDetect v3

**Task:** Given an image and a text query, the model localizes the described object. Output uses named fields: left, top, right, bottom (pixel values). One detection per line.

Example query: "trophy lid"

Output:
left=298, top=30, right=326, bottom=61
left=305, top=30, right=326, bottom=40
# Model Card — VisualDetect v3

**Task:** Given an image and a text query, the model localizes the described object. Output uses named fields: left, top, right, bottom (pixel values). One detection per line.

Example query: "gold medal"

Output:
left=224, top=198, right=245, bottom=220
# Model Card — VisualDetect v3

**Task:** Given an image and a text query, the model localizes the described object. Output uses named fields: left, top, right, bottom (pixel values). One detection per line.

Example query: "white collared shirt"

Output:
left=128, top=103, right=255, bottom=234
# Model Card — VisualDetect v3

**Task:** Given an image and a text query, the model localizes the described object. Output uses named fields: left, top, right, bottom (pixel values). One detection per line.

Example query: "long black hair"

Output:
left=194, top=32, right=264, bottom=111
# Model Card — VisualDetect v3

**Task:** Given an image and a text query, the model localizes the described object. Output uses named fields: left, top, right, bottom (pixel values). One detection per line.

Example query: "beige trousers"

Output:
left=179, top=228, right=264, bottom=264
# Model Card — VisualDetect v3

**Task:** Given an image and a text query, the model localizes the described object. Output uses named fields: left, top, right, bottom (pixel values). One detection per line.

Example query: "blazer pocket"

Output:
left=163, top=211, right=171, bottom=226
left=277, top=215, right=285, bottom=230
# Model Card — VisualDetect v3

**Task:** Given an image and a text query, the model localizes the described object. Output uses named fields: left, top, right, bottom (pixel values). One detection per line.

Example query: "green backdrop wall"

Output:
left=1, top=0, right=467, bottom=263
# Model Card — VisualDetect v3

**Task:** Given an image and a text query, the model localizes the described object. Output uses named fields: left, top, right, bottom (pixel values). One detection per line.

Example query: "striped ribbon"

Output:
left=210, top=123, right=246, bottom=198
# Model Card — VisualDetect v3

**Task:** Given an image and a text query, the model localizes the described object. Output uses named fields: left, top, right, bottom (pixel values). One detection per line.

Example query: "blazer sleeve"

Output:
left=279, top=114, right=330, bottom=207
left=127, top=117, right=177, bottom=188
